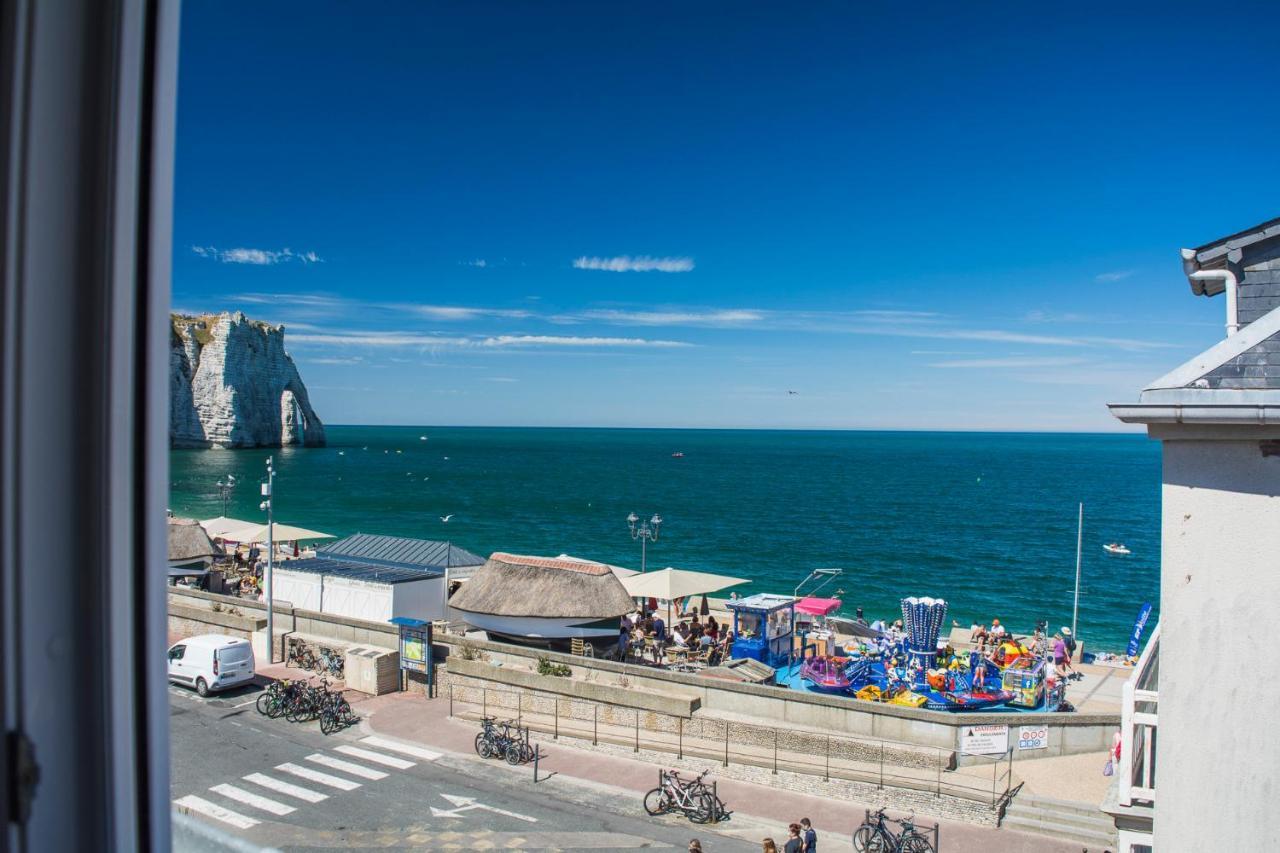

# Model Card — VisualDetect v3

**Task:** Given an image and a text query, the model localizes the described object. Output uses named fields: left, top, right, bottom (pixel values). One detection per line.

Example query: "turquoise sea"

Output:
left=169, top=427, right=1161, bottom=651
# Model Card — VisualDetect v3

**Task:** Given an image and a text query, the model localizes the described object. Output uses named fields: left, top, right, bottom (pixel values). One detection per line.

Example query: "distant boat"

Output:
left=671, top=451, right=684, bottom=458
left=1104, top=543, right=1131, bottom=555
left=420, top=435, right=428, bottom=440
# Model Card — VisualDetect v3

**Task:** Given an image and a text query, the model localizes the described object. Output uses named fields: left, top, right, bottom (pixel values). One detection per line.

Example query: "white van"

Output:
left=167, top=634, right=256, bottom=696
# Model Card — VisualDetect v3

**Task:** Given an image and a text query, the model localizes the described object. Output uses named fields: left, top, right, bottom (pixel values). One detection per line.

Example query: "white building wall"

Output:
left=1156, top=437, right=1280, bottom=851
left=322, top=576, right=394, bottom=623
left=271, top=569, right=322, bottom=612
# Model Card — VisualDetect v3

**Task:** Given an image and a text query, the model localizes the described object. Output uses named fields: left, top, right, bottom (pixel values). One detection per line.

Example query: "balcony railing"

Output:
left=1118, top=623, right=1159, bottom=806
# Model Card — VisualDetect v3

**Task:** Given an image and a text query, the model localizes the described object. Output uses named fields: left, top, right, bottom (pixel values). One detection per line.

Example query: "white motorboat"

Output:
left=1103, top=543, right=1131, bottom=555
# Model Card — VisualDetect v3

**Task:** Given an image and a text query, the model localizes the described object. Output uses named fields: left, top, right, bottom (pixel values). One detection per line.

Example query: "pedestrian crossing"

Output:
left=174, top=735, right=432, bottom=831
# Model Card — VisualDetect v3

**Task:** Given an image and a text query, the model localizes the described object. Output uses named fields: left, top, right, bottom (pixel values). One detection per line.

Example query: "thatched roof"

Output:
left=449, top=552, right=635, bottom=619
left=168, top=517, right=222, bottom=564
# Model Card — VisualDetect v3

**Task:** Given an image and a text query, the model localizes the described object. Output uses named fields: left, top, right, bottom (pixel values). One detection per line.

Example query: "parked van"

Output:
left=167, top=634, right=256, bottom=696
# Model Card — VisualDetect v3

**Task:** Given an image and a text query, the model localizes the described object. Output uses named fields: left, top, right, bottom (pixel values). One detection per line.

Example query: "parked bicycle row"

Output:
left=255, top=676, right=358, bottom=735
left=473, top=717, right=537, bottom=766
left=287, top=638, right=346, bottom=679
left=852, top=807, right=937, bottom=853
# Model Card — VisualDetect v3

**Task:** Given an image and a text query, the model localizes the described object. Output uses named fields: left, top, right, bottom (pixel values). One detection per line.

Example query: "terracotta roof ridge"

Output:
left=488, top=552, right=611, bottom=575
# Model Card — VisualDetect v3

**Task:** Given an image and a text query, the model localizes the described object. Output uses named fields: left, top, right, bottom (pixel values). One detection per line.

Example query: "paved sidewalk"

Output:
left=361, top=690, right=1086, bottom=853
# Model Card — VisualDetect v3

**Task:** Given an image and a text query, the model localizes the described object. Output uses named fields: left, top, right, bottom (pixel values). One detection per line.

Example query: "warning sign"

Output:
left=959, top=724, right=1009, bottom=755
left=1017, top=724, right=1050, bottom=751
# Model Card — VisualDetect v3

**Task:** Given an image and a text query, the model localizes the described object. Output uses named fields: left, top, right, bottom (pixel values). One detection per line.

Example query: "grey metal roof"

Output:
left=277, top=556, right=442, bottom=585
left=316, top=533, right=485, bottom=570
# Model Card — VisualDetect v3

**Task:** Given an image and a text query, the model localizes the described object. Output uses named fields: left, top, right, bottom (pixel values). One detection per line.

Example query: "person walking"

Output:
left=783, top=823, right=803, bottom=853
left=761, top=839, right=778, bottom=853
left=800, top=817, right=817, bottom=852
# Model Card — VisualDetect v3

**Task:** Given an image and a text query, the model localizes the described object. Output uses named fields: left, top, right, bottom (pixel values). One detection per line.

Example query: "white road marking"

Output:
left=438, top=793, right=538, bottom=823
left=243, top=773, right=328, bottom=803
left=276, top=762, right=361, bottom=791
left=173, top=795, right=260, bottom=829
left=230, top=696, right=260, bottom=709
left=305, top=753, right=389, bottom=780
left=210, top=783, right=295, bottom=816
left=333, top=745, right=415, bottom=769
left=359, top=736, right=441, bottom=761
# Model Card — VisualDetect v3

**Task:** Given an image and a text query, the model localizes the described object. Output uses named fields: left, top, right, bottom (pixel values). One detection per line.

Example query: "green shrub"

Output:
left=537, top=657, right=572, bottom=677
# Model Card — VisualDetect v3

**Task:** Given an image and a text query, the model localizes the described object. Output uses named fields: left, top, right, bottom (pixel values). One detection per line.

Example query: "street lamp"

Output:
left=215, top=474, right=236, bottom=517
left=260, top=457, right=276, bottom=662
left=626, top=511, right=663, bottom=573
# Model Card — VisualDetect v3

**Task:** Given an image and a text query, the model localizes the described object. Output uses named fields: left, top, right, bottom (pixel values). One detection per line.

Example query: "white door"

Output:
left=167, top=643, right=190, bottom=684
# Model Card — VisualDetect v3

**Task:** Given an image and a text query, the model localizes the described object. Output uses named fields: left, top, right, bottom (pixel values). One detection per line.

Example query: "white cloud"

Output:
left=192, top=246, right=323, bottom=265
left=289, top=332, right=470, bottom=347
left=461, top=259, right=488, bottom=268
left=484, top=376, right=519, bottom=382
left=480, top=335, right=692, bottom=348
left=408, top=305, right=532, bottom=321
left=572, top=255, right=694, bottom=273
left=571, top=308, right=763, bottom=327
left=1095, top=270, right=1133, bottom=283
left=307, top=356, right=365, bottom=364
left=929, top=357, right=1089, bottom=369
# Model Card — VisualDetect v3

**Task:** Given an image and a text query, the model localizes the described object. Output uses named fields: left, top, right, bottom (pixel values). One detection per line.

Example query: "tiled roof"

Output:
left=316, top=533, right=484, bottom=570
left=486, top=553, right=612, bottom=576
left=277, top=556, right=442, bottom=585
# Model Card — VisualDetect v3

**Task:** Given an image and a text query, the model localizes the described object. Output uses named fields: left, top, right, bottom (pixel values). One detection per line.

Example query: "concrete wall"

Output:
left=1155, top=436, right=1280, bottom=851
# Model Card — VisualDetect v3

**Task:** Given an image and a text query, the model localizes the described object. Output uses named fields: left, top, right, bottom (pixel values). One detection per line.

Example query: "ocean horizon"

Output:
left=169, top=425, right=1161, bottom=651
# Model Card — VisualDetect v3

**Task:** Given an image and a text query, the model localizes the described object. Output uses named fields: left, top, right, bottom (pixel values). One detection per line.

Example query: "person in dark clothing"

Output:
left=617, top=625, right=630, bottom=660
left=783, top=823, right=803, bottom=853
left=800, top=817, right=817, bottom=852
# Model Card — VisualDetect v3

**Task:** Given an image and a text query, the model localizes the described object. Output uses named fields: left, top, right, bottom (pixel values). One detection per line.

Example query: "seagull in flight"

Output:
left=787, top=390, right=799, bottom=395
left=440, top=514, right=454, bottom=523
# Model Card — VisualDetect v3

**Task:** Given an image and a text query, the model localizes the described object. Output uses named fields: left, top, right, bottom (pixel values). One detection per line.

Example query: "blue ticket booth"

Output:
left=727, top=594, right=796, bottom=668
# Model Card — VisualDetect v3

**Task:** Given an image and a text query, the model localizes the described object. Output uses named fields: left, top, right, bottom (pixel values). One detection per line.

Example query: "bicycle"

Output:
left=475, top=717, right=518, bottom=759
left=853, top=808, right=935, bottom=853
left=643, top=769, right=718, bottom=824
left=319, top=646, right=345, bottom=679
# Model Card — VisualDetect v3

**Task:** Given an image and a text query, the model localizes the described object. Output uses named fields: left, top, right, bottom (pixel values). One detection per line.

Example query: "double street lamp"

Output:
left=626, top=512, right=662, bottom=573
left=215, top=474, right=236, bottom=517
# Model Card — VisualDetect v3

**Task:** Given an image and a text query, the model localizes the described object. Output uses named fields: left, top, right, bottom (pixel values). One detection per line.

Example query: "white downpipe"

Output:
left=1189, top=268, right=1240, bottom=336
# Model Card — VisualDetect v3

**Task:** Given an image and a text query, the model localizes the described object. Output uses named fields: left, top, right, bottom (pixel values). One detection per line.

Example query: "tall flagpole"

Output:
left=1071, top=502, right=1083, bottom=639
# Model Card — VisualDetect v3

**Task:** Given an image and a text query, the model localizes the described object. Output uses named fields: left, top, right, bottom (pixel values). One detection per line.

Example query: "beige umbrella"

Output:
left=217, top=521, right=335, bottom=543
left=200, top=516, right=260, bottom=538
left=620, top=567, right=750, bottom=625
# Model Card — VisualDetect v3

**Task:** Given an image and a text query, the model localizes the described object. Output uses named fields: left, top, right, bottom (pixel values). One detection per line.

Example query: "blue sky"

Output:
left=172, top=1, right=1279, bottom=431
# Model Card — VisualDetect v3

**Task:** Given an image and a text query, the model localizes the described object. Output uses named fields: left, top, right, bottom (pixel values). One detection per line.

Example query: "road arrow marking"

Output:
left=436, top=794, right=537, bottom=823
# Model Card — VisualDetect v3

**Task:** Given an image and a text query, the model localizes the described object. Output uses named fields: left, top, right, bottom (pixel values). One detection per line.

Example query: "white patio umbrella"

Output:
left=216, top=521, right=335, bottom=543
left=621, top=567, right=750, bottom=625
left=200, top=516, right=260, bottom=538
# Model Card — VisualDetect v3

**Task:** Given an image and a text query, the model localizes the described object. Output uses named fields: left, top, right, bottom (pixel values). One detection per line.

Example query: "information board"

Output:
left=959, top=724, right=1009, bottom=755
left=1017, top=724, right=1050, bottom=751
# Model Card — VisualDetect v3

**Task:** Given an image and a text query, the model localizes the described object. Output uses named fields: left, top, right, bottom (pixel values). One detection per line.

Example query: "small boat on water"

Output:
left=1104, top=543, right=1131, bottom=555
left=800, top=656, right=851, bottom=694
left=671, top=451, right=684, bottom=458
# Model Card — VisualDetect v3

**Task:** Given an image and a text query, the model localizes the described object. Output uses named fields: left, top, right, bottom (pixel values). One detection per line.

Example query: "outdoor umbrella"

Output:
left=699, top=595, right=709, bottom=617
left=200, top=516, right=259, bottom=539
left=217, top=521, right=335, bottom=544
left=620, top=567, right=749, bottom=626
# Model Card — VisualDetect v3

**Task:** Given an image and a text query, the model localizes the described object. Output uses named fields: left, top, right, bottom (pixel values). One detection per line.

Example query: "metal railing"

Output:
left=447, top=682, right=1013, bottom=806
left=1118, top=624, right=1160, bottom=806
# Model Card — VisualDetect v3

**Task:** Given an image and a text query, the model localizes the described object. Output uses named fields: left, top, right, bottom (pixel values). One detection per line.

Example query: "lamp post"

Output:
left=216, top=474, right=236, bottom=517
left=260, top=458, right=275, bottom=662
left=626, top=512, right=662, bottom=573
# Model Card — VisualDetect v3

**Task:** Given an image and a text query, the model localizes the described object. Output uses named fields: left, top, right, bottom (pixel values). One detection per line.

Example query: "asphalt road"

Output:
left=169, top=684, right=764, bottom=851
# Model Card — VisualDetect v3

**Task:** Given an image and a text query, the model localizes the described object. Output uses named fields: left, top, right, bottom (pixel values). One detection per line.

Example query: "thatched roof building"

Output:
left=449, top=553, right=635, bottom=640
left=168, top=517, right=223, bottom=567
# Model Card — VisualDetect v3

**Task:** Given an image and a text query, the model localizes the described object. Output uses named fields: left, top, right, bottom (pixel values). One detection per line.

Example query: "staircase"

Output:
left=1001, top=792, right=1118, bottom=849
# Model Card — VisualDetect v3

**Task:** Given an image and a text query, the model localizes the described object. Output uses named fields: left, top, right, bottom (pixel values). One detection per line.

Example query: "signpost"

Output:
left=1017, top=724, right=1050, bottom=751
left=389, top=617, right=433, bottom=696
left=959, top=724, right=1009, bottom=756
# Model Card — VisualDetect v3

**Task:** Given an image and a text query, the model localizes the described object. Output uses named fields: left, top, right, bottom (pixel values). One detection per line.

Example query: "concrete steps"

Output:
left=1001, top=792, right=1117, bottom=848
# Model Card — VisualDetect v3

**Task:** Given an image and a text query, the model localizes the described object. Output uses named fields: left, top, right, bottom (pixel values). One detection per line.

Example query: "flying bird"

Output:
left=787, top=390, right=799, bottom=395
left=440, top=514, right=454, bottom=523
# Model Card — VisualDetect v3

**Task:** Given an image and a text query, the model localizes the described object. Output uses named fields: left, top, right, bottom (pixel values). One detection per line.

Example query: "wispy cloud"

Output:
left=569, top=308, right=764, bottom=327
left=573, top=256, right=694, bottom=273
left=928, top=356, right=1089, bottom=369
left=306, top=356, right=365, bottom=365
left=480, top=335, right=692, bottom=348
left=484, top=376, right=519, bottom=382
left=461, top=259, right=488, bottom=268
left=407, top=304, right=532, bottom=321
left=1095, top=270, right=1133, bottom=283
left=290, top=332, right=471, bottom=347
left=193, top=246, right=322, bottom=265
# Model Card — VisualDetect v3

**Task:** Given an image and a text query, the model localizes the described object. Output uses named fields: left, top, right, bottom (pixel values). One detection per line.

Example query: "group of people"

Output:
left=618, top=608, right=735, bottom=666
left=687, top=816, right=818, bottom=853
left=969, top=617, right=1081, bottom=680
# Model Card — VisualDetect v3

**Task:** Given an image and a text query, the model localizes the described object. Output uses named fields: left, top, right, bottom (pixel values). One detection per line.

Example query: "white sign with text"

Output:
left=959, top=724, right=1009, bottom=755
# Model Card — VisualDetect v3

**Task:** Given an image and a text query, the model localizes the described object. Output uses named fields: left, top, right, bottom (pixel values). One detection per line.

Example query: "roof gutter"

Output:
left=1108, top=403, right=1280, bottom=425
left=1182, top=248, right=1239, bottom=336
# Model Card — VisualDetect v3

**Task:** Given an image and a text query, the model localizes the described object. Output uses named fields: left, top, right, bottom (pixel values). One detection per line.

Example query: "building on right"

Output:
left=1108, top=216, right=1280, bottom=852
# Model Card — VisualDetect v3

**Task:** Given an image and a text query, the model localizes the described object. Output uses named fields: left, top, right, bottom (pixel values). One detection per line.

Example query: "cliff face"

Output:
left=170, top=311, right=326, bottom=449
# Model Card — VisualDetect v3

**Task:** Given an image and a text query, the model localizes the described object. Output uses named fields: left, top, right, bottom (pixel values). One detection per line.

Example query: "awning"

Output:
left=620, top=567, right=749, bottom=601
left=216, top=521, right=335, bottom=543
left=168, top=566, right=209, bottom=579
left=796, top=596, right=842, bottom=616
left=200, top=516, right=260, bottom=538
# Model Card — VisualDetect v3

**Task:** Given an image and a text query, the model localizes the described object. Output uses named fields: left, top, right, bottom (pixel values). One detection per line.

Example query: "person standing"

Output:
left=761, top=840, right=778, bottom=853
left=783, top=823, right=803, bottom=853
left=800, top=817, right=816, bottom=852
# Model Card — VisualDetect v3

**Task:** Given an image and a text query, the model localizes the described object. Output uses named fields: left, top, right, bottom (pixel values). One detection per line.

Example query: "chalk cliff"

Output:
left=170, top=312, right=326, bottom=448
